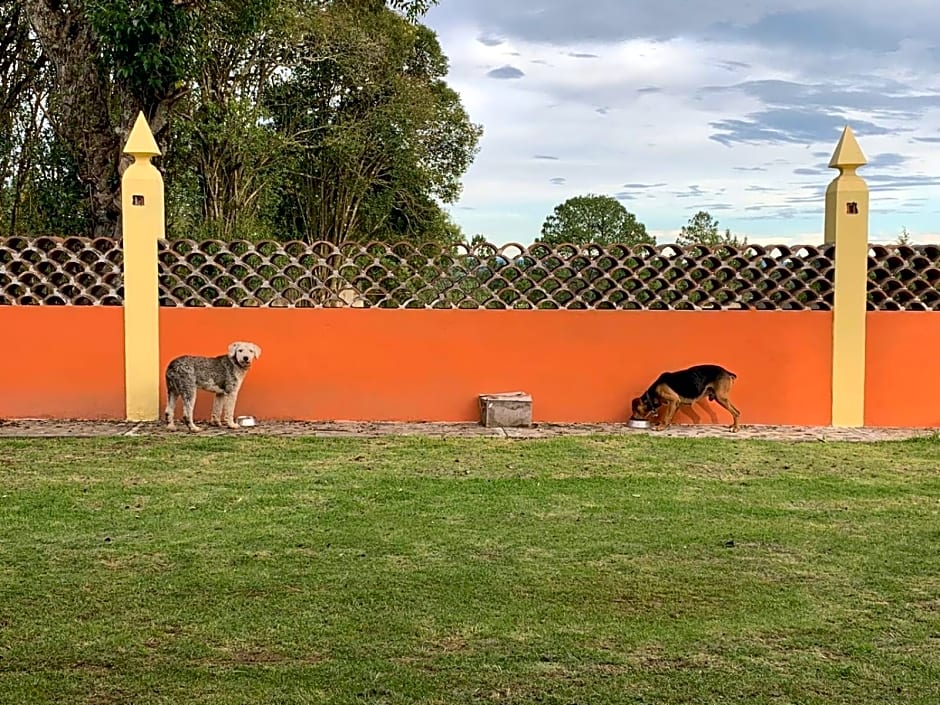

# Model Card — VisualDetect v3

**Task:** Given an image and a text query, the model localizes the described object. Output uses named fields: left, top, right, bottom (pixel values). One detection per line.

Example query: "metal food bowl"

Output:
left=236, top=416, right=257, bottom=428
left=627, top=418, right=651, bottom=429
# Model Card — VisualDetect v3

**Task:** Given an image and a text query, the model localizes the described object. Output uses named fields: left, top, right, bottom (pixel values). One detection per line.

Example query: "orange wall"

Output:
left=160, top=309, right=832, bottom=425
left=16, top=308, right=940, bottom=428
left=866, top=312, right=940, bottom=427
left=0, top=307, right=125, bottom=419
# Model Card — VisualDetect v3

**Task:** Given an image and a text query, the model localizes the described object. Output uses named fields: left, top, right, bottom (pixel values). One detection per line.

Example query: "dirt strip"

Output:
left=0, top=419, right=935, bottom=442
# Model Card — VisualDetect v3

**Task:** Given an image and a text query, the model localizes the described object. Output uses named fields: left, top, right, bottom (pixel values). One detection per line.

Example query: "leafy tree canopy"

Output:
left=676, top=210, right=747, bottom=248
left=3, top=0, right=475, bottom=246
left=537, top=194, right=655, bottom=246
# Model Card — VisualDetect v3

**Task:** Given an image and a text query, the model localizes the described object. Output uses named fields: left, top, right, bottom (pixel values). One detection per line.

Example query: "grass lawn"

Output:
left=1, top=434, right=938, bottom=704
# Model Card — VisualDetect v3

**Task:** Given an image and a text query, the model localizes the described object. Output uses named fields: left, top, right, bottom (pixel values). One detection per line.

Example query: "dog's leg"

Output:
left=651, top=399, right=678, bottom=430
left=223, top=393, right=239, bottom=429
left=165, top=392, right=177, bottom=430
left=659, top=400, right=681, bottom=430
left=713, top=378, right=740, bottom=431
left=713, top=394, right=740, bottom=431
left=652, top=385, right=682, bottom=431
left=182, top=392, right=201, bottom=432
left=210, top=394, right=224, bottom=427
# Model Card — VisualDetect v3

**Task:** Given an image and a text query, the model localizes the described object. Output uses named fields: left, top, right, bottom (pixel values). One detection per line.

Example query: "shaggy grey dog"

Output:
left=164, top=341, right=261, bottom=432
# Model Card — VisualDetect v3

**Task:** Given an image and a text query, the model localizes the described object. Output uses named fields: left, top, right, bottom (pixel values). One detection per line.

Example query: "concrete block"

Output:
left=478, top=392, right=533, bottom=428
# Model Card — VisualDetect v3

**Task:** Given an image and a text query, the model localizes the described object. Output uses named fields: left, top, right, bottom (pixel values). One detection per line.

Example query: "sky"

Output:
left=423, top=0, right=940, bottom=246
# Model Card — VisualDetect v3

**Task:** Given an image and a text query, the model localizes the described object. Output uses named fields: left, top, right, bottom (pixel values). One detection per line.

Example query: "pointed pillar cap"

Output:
left=828, top=125, right=866, bottom=169
left=123, top=112, right=161, bottom=157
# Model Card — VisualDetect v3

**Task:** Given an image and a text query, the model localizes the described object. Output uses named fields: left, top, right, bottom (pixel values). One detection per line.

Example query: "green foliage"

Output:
left=538, top=194, right=655, bottom=246
left=380, top=197, right=466, bottom=246
left=167, top=97, right=293, bottom=241
left=677, top=210, right=747, bottom=248
left=387, top=0, right=440, bottom=20
left=8, top=129, right=90, bottom=236
left=466, top=233, right=489, bottom=254
left=85, top=0, right=196, bottom=102
left=5, top=0, right=473, bottom=244
left=263, top=5, right=481, bottom=244
left=0, top=1, right=51, bottom=236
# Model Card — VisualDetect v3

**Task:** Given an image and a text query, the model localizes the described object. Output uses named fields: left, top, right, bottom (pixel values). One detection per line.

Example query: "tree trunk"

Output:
left=21, top=0, right=182, bottom=238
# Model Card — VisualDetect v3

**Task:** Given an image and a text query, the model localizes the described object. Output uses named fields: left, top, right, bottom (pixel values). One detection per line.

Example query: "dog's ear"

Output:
left=249, top=343, right=261, bottom=359
left=631, top=398, right=647, bottom=419
left=228, top=342, right=241, bottom=358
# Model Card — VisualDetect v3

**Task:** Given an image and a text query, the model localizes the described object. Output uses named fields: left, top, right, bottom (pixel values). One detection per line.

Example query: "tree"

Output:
left=9, top=0, right=451, bottom=238
left=388, top=0, right=439, bottom=20
left=676, top=210, right=747, bottom=248
left=897, top=227, right=912, bottom=245
left=465, top=234, right=490, bottom=254
left=0, top=1, right=52, bottom=236
left=265, top=3, right=481, bottom=244
left=163, top=0, right=303, bottom=240
left=17, top=0, right=200, bottom=237
left=537, top=194, right=655, bottom=246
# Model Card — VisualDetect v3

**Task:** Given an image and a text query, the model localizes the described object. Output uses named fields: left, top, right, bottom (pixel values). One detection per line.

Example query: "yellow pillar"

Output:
left=824, top=126, right=869, bottom=427
left=121, top=112, right=165, bottom=421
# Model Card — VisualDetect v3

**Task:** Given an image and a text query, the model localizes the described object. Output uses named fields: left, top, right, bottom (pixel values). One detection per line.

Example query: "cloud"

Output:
left=422, top=1, right=940, bottom=246
left=616, top=182, right=669, bottom=201
left=426, top=0, right=773, bottom=44
left=867, top=152, right=910, bottom=170
left=428, top=1, right=940, bottom=57
left=477, top=33, right=505, bottom=46
left=691, top=202, right=735, bottom=211
left=867, top=174, right=940, bottom=191
left=709, top=109, right=896, bottom=147
left=715, top=60, right=750, bottom=71
left=700, top=79, right=940, bottom=119
left=675, top=186, right=706, bottom=199
left=707, top=10, right=901, bottom=53
left=487, top=65, right=525, bottom=79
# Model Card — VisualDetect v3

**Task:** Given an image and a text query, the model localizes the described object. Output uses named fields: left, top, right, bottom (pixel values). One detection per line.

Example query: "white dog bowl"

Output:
left=236, top=416, right=257, bottom=428
left=627, top=418, right=651, bottom=429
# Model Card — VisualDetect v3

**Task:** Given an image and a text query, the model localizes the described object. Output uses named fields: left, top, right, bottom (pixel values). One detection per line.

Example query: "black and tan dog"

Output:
left=631, top=364, right=740, bottom=432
